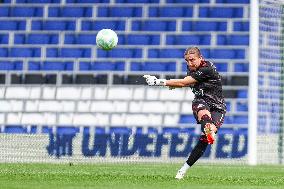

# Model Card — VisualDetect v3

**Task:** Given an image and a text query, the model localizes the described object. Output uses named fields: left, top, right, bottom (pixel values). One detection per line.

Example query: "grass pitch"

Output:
left=0, top=163, right=283, bottom=189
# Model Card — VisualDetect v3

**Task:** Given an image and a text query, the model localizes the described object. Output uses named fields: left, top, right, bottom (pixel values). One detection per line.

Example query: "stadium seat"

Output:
left=16, top=0, right=61, bottom=3
left=98, top=7, right=142, bottom=17
left=28, top=61, right=41, bottom=70
left=91, top=62, right=116, bottom=70
left=234, top=63, right=249, bottom=72
left=234, top=115, right=248, bottom=124
left=166, top=35, right=200, bottom=45
left=116, top=0, right=159, bottom=2
left=66, top=0, right=110, bottom=3
left=4, top=125, right=27, bottom=134
left=49, top=7, right=92, bottom=17
left=124, top=34, right=160, bottom=45
left=0, top=7, right=9, bottom=17
left=237, top=102, right=248, bottom=111
left=209, top=49, right=235, bottom=59
left=199, top=7, right=243, bottom=18
left=143, top=62, right=167, bottom=71
left=132, top=21, right=176, bottom=31
left=215, top=63, right=228, bottom=72
left=47, top=48, right=91, bottom=58
left=167, top=0, right=209, bottom=2
left=148, top=7, right=193, bottom=17
left=42, top=61, right=67, bottom=71
left=148, top=49, right=184, bottom=58
left=9, top=48, right=41, bottom=58
left=2, top=0, right=11, bottom=3
left=234, top=21, right=249, bottom=31
left=65, top=34, right=97, bottom=44
left=216, top=0, right=249, bottom=3
left=10, top=7, right=43, bottom=17
left=15, top=34, right=59, bottom=44
left=130, top=62, right=142, bottom=71
left=21, top=113, right=45, bottom=125
left=0, top=61, right=15, bottom=70
left=179, top=114, right=196, bottom=124
left=97, top=48, right=142, bottom=58
left=217, top=35, right=249, bottom=45
left=0, top=20, right=26, bottom=30
left=32, top=20, right=76, bottom=31
left=57, top=126, right=79, bottom=135
left=190, top=21, right=227, bottom=31
left=56, top=87, right=81, bottom=100
left=81, top=20, right=125, bottom=31
left=237, top=90, right=247, bottom=98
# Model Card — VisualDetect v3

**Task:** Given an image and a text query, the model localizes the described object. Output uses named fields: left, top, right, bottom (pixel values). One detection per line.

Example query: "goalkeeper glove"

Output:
left=143, top=75, right=167, bottom=86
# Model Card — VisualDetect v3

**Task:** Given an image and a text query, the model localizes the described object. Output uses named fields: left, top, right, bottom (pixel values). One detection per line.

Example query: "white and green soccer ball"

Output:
left=96, top=29, right=118, bottom=51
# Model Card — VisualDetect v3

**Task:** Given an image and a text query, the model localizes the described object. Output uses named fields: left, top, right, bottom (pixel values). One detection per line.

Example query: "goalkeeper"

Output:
left=143, top=47, right=226, bottom=180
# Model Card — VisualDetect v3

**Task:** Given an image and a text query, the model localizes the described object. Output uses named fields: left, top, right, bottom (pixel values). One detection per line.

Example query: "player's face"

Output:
left=184, top=53, right=202, bottom=71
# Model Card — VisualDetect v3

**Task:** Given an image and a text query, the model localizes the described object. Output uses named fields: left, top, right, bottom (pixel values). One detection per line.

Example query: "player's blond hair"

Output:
left=184, top=47, right=201, bottom=57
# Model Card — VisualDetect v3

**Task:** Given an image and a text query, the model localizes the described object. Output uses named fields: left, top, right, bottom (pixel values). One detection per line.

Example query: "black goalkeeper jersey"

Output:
left=187, top=60, right=226, bottom=112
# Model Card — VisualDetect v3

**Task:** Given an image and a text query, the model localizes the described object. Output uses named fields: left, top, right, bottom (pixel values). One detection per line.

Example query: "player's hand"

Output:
left=143, top=75, right=166, bottom=86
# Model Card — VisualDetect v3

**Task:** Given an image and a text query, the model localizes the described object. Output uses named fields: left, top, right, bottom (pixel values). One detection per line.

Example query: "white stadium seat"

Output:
left=148, top=114, right=163, bottom=126
left=0, top=113, right=5, bottom=124
left=73, top=113, right=97, bottom=125
left=21, top=113, right=44, bottom=125
left=113, top=101, right=128, bottom=112
left=80, top=87, right=93, bottom=99
left=42, top=87, right=56, bottom=99
left=108, top=87, right=132, bottom=100
left=145, top=88, right=159, bottom=100
left=29, top=87, right=41, bottom=99
left=58, top=113, right=74, bottom=125
left=0, top=100, right=12, bottom=112
left=38, top=100, right=62, bottom=112
left=10, top=100, right=24, bottom=112
left=6, top=113, right=22, bottom=124
left=43, top=113, right=57, bottom=125
left=0, top=87, right=5, bottom=98
left=165, top=102, right=180, bottom=113
left=77, top=101, right=91, bottom=112
left=163, top=114, right=180, bottom=126
left=132, top=87, right=145, bottom=100
left=90, top=101, right=113, bottom=112
left=141, top=101, right=165, bottom=113
left=125, top=114, right=148, bottom=126
left=5, top=87, right=30, bottom=99
left=183, top=89, right=195, bottom=100
left=94, top=87, right=107, bottom=100
left=25, top=100, right=39, bottom=112
left=111, top=114, right=126, bottom=125
left=56, top=87, right=80, bottom=100
left=95, top=113, right=109, bottom=126
left=159, top=88, right=184, bottom=100
left=61, top=101, right=75, bottom=112
left=181, top=102, right=193, bottom=114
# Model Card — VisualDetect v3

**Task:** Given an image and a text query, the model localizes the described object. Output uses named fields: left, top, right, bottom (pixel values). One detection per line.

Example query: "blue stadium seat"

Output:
left=237, top=102, right=248, bottom=112
left=28, top=61, right=41, bottom=70
left=81, top=20, right=125, bottom=31
left=149, top=7, right=193, bottom=17
left=15, top=34, right=59, bottom=44
left=234, top=115, right=248, bottom=124
left=0, top=61, right=15, bottom=70
left=78, top=62, right=90, bottom=70
left=42, top=61, right=67, bottom=71
left=57, top=126, right=79, bottom=135
left=234, top=63, right=249, bottom=72
left=65, top=34, right=97, bottom=44
left=49, top=7, right=92, bottom=17
left=130, top=62, right=142, bottom=71
left=32, top=20, right=76, bottom=31
left=66, top=0, right=110, bottom=2
left=148, top=49, right=184, bottom=58
left=98, top=7, right=142, bottom=17
left=11, top=7, right=43, bottom=17
left=143, top=62, right=168, bottom=71
left=225, top=102, right=230, bottom=112
left=234, top=21, right=249, bottom=31
left=167, top=0, right=209, bottom=2
left=209, top=49, right=235, bottom=59
left=0, top=34, right=9, bottom=44
left=215, top=63, right=228, bottom=72
left=116, top=0, right=159, bottom=2
left=14, top=61, right=23, bottom=70
left=3, top=0, right=11, bottom=3
left=162, top=127, right=181, bottom=134
left=9, top=48, right=41, bottom=57
left=217, top=35, right=249, bottom=45
left=187, top=21, right=227, bottom=31
left=223, top=116, right=234, bottom=124
left=124, top=34, right=160, bottom=45
left=216, top=0, right=249, bottom=3
left=179, top=114, right=196, bottom=124
left=4, top=125, right=27, bottom=134
left=199, top=7, right=243, bottom=18
left=109, top=127, right=131, bottom=134
left=0, top=7, right=9, bottom=17
left=0, top=20, right=26, bottom=30
left=47, top=48, right=91, bottom=58
left=132, top=21, right=176, bottom=31
left=91, top=62, right=116, bottom=70
left=16, top=0, right=61, bottom=2
left=166, top=35, right=200, bottom=45
left=97, top=48, right=142, bottom=58
left=115, top=62, right=125, bottom=71
left=237, top=90, right=247, bottom=98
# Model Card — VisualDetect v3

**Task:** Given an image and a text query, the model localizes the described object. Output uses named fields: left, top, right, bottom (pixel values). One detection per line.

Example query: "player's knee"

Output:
left=199, top=114, right=217, bottom=133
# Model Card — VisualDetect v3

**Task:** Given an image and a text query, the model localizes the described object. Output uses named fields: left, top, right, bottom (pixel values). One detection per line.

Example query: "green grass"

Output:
left=0, top=163, right=283, bottom=189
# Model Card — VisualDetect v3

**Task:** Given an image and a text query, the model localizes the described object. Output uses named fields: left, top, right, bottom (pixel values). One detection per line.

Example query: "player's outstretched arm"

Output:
left=143, top=75, right=197, bottom=87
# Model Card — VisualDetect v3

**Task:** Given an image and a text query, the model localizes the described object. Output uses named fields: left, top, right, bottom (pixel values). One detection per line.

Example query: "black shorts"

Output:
left=192, top=99, right=225, bottom=128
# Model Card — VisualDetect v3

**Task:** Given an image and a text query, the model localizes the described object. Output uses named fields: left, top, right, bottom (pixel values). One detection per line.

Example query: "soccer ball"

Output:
left=96, top=29, right=118, bottom=51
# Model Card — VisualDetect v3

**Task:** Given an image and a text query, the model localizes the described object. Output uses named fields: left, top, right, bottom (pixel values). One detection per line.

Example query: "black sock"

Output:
left=186, top=135, right=208, bottom=166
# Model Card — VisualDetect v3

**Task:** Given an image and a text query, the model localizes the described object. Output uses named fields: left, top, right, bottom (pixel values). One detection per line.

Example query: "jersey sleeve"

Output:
left=187, top=67, right=214, bottom=82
